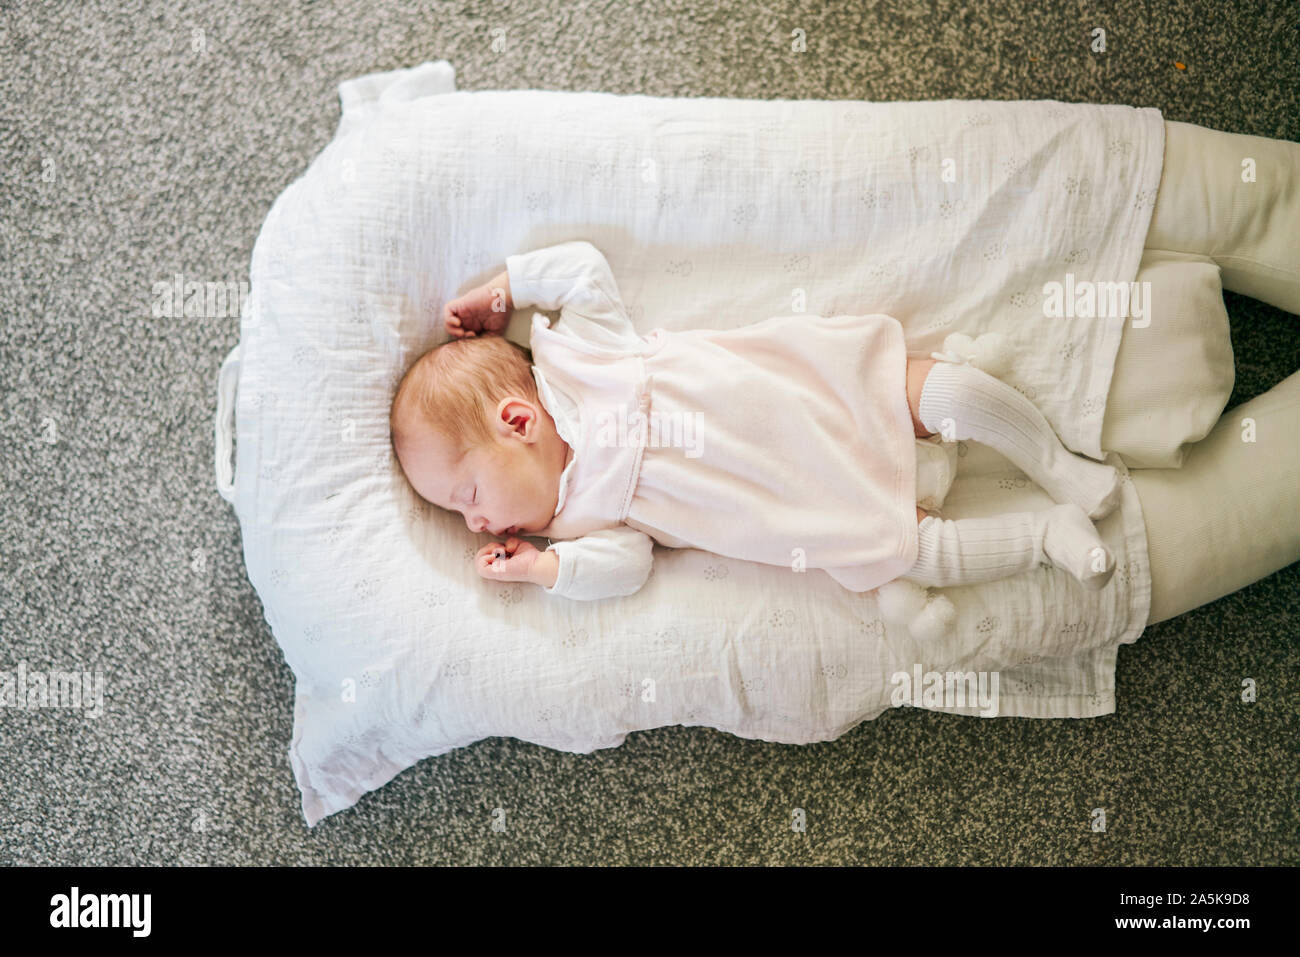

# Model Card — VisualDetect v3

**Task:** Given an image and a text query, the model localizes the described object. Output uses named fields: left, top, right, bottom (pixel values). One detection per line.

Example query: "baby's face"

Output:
left=399, top=397, right=566, bottom=538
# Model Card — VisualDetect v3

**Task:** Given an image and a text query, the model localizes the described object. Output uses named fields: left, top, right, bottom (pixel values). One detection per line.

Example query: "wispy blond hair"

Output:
left=390, top=335, right=538, bottom=464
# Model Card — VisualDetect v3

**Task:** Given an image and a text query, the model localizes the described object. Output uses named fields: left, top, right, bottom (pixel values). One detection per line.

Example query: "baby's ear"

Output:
left=497, top=397, right=538, bottom=436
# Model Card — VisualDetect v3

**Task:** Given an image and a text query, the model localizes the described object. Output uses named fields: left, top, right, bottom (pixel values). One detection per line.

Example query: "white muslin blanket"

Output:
left=228, top=61, right=1163, bottom=824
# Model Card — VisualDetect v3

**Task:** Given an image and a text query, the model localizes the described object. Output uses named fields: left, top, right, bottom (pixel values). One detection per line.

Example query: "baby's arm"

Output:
left=504, top=241, right=642, bottom=350
left=446, top=241, right=639, bottom=349
left=477, top=525, right=655, bottom=601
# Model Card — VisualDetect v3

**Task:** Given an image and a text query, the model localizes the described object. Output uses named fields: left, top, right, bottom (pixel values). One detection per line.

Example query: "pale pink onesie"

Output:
left=504, top=240, right=921, bottom=601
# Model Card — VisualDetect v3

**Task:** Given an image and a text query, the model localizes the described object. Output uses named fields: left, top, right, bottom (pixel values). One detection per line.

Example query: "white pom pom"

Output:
left=941, top=333, right=975, bottom=360
left=877, top=579, right=929, bottom=624
left=908, top=593, right=957, bottom=641
left=968, top=332, right=1012, bottom=378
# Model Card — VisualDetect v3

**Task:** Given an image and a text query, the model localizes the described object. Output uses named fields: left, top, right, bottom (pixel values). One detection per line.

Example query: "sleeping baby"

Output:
left=389, top=240, right=1121, bottom=601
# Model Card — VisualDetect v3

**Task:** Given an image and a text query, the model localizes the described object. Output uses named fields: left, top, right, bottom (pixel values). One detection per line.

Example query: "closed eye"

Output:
left=472, top=486, right=478, bottom=504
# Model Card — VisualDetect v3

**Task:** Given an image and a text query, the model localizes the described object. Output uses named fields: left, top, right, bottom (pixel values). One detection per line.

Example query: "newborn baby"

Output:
left=390, top=240, right=1121, bottom=601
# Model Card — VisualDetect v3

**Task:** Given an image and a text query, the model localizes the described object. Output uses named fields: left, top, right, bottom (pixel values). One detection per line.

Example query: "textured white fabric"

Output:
left=229, top=61, right=1172, bottom=826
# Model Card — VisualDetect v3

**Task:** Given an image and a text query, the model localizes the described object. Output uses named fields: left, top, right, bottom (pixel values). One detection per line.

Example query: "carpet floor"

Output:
left=1, top=0, right=1296, bottom=864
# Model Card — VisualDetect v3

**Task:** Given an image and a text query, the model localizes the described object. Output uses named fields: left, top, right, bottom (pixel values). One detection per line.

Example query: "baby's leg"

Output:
left=1146, top=120, right=1300, bottom=315
left=907, top=357, right=938, bottom=437
left=905, top=504, right=1115, bottom=590
left=908, top=356, right=1121, bottom=520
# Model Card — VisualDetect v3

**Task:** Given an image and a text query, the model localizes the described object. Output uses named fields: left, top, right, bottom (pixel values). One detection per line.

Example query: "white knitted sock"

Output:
left=905, top=504, right=1116, bottom=590
left=1042, top=503, right=1117, bottom=589
left=917, top=360, right=1121, bottom=520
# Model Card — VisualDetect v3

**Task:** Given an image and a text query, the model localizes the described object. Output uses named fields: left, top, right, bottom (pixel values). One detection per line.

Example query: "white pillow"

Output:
left=1101, top=248, right=1235, bottom=469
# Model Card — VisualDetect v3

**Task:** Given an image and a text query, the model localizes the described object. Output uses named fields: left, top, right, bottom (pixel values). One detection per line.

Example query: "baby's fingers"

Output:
left=445, top=308, right=470, bottom=338
left=475, top=551, right=509, bottom=580
left=445, top=302, right=483, bottom=335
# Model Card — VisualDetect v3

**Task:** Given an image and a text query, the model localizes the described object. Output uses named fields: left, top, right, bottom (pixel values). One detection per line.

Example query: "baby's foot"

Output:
left=1036, top=449, right=1122, bottom=521
left=1042, top=503, right=1116, bottom=590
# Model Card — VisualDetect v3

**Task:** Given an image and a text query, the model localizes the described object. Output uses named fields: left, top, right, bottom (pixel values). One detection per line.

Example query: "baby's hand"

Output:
left=445, top=284, right=511, bottom=339
left=475, top=537, right=541, bottom=583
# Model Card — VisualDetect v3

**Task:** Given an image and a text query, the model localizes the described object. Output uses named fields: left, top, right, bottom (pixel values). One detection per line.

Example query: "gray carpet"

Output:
left=1, top=0, right=1297, bottom=865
